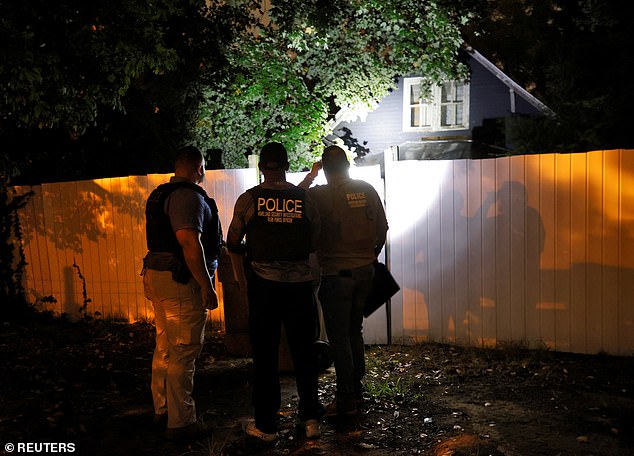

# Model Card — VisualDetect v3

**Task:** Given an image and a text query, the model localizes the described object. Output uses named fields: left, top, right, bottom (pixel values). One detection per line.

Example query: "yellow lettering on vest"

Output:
left=260, top=197, right=303, bottom=214
left=347, top=192, right=366, bottom=201
left=284, top=199, right=302, bottom=212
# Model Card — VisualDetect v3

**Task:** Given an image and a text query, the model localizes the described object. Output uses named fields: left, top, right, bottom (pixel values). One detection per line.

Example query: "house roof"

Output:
left=463, top=45, right=555, bottom=117
left=328, top=45, right=554, bottom=133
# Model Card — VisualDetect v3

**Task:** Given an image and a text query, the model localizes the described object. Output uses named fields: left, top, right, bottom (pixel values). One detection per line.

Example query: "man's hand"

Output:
left=298, top=161, right=322, bottom=190
left=176, top=228, right=217, bottom=309
left=202, top=283, right=219, bottom=310
left=309, top=161, right=322, bottom=176
left=227, top=250, right=249, bottom=291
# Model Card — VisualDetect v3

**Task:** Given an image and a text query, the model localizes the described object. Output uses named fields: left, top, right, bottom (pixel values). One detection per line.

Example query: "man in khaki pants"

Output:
left=142, top=146, right=222, bottom=441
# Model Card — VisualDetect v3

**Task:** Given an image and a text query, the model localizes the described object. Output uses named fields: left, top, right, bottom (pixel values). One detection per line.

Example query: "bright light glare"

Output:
left=387, top=160, right=451, bottom=241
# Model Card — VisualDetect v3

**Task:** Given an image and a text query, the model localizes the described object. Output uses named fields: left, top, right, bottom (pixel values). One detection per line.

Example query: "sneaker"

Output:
left=245, top=421, right=278, bottom=443
left=304, top=419, right=321, bottom=439
left=165, top=420, right=213, bottom=441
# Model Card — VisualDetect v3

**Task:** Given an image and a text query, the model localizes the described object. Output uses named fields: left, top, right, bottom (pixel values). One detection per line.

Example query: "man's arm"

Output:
left=298, top=161, right=321, bottom=190
left=175, top=228, right=218, bottom=310
left=226, top=193, right=252, bottom=290
left=226, top=228, right=248, bottom=291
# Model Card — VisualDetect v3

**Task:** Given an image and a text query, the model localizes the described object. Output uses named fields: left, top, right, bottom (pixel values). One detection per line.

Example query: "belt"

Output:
left=324, top=264, right=373, bottom=278
left=323, top=269, right=352, bottom=278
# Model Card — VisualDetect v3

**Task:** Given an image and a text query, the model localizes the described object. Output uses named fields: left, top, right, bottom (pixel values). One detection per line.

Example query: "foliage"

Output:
left=0, top=0, right=252, bottom=308
left=196, top=34, right=329, bottom=170
left=0, top=0, right=252, bottom=184
left=1, top=0, right=177, bottom=133
left=1, top=0, right=472, bottom=177
left=0, top=186, right=33, bottom=319
left=194, top=0, right=472, bottom=170
left=464, top=0, right=634, bottom=153
left=72, top=262, right=96, bottom=321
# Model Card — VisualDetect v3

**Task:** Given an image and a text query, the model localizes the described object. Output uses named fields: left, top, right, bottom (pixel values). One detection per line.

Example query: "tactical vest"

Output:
left=245, top=186, right=311, bottom=261
left=314, top=180, right=380, bottom=255
left=146, top=181, right=223, bottom=262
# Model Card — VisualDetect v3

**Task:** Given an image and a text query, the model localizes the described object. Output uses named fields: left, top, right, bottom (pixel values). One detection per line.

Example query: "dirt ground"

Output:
left=1, top=315, right=632, bottom=456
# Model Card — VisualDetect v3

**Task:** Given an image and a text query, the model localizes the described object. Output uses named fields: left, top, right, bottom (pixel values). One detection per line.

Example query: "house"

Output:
left=329, top=46, right=553, bottom=166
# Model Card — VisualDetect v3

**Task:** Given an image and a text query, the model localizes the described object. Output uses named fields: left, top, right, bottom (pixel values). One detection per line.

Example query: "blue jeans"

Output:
left=318, top=264, right=374, bottom=412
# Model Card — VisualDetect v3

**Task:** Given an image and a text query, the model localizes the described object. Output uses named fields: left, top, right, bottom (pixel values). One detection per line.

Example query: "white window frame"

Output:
left=402, top=77, right=470, bottom=132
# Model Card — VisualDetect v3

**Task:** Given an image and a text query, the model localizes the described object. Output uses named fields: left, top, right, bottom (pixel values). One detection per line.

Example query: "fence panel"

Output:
left=386, top=149, right=634, bottom=355
left=15, top=170, right=261, bottom=326
left=13, top=150, right=634, bottom=355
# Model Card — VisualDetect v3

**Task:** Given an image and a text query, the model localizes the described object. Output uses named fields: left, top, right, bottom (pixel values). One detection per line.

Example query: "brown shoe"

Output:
left=304, top=419, right=321, bottom=439
left=245, top=421, right=278, bottom=442
left=324, top=400, right=358, bottom=418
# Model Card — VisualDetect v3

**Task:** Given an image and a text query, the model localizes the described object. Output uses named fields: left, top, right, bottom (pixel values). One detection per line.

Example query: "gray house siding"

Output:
left=469, top=59, right=540, bottom=124
left=335, top=55, right=544, bottom=160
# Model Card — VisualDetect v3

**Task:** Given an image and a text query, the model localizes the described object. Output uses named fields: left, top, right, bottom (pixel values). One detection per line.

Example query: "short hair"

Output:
left=175, top=145, right=204, bottom=170
left=321, top=145, right=350, bottom=173
left=259, top=142, right=288, bottom=170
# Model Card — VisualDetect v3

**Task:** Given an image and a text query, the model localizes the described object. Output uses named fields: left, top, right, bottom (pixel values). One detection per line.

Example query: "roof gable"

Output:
left=464, top=45, right=554, bottom=117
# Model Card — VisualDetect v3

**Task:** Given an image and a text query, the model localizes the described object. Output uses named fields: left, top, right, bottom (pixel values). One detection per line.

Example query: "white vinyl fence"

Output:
left=14, top=168, right=258, bottom=327
left=13, top=149, right=634, bottom=355
left=386, top=149, right=634, bottom=355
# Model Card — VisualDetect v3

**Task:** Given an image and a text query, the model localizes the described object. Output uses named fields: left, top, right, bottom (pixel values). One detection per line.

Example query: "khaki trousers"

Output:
left=143, top=269, right=208, bottom=429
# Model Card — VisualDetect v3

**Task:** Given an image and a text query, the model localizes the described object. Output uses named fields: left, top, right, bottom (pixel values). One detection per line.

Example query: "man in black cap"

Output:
left=226, top=142, right=323, bottom=442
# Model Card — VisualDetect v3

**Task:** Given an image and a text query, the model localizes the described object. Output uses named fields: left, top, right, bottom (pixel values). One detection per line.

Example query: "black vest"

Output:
left=245, top=186, right=311, bottom=261
left=146, top=181, right=223, bottom=262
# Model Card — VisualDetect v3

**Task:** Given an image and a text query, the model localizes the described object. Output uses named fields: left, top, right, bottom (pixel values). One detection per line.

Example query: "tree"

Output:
left=463, top=0, right=634, bottom=153
left=194, top=0, right=473, bottom=170
left=0, top=0, right=252, bottom=184
left=0, top=0, right=253, bottom=314
left=1, top=0, right=473, bottom=178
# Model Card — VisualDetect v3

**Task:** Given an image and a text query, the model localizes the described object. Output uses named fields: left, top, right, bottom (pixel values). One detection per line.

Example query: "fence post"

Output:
left=248, top=154, right=260, bottom=183
left=382, top=146, right=398, bottom=344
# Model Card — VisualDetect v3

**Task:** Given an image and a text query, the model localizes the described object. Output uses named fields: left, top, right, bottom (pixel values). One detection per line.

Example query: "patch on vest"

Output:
left=257, top=197, right=304, bottom=223
left=346, top=191, right=367, bottom=208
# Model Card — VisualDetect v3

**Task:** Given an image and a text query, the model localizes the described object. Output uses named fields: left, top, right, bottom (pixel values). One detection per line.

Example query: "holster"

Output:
left=170, top=260, right=192, bottom=284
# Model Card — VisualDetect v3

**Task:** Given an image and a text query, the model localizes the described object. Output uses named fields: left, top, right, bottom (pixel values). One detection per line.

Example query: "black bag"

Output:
left=364, top=262, right=400, bottom=318
left=314, top=339, right=333, bottom=373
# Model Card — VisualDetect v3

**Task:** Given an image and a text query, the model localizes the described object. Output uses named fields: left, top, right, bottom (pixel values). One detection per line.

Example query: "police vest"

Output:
left=314, top=180, right=380, bottom=253
left=245, top=186, right=311, bottom=261
left=146, top=181, right=223, bottom=261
